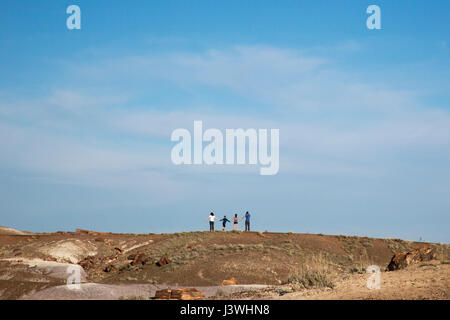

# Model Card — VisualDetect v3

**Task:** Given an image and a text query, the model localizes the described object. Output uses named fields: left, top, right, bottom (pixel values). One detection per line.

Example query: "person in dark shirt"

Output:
left=220, top=216, right=231, bottom=231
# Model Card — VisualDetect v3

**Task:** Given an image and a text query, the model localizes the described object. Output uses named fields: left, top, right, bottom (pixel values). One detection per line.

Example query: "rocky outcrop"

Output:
left=387, top=246, right=434, bottom=271
left=127, top=253, right=149, bottom=266
left=222, top=277, right=238, bottom=286
left=78, top=255, right=98, bottom=270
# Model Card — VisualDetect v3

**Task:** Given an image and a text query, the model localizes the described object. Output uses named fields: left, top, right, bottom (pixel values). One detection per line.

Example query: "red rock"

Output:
left=154, top=288, right=205, bottom=300
left=78, top=255, right=97, bottom=270
left=45, top=257, right=57, bottom=262
left=387, top=246, right=434, bottom=271
left=156, top=257, right=171, bottom=267
left=131, top=253, right=149, bottom=266
left=222, top=277, right=238, bottom=286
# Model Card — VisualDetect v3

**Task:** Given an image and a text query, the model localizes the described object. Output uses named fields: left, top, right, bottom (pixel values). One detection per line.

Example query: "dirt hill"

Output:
left=0, top=229, right=448, bottom=300
left=0, top=226, right=31, bottom=235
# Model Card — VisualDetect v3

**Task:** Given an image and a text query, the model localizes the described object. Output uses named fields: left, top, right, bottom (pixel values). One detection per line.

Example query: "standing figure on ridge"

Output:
left=243, top=211, right=251, bottom=232
left=206, top=212, right=217, bottom=231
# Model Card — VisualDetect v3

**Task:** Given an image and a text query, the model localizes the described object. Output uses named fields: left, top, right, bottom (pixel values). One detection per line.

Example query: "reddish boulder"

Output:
left=154, top=288, right=205, bottom=300
left=130, top=253, right=149, bottom=266
left=387, top=246, right=434, bottom=271
left=156, top=257, right=171, bottom=267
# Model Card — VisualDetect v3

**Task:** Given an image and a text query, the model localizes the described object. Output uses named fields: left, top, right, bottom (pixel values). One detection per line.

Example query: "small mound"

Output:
left=0, top=226, right=30, bottom=235
left=38, top=239, right=97, bottom=263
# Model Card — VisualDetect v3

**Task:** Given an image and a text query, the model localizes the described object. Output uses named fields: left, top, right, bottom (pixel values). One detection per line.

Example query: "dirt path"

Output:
left=20, top=283, right=269, bottom=300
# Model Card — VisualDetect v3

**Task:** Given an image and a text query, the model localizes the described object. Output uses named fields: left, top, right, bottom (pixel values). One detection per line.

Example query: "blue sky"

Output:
left=0, top=1, right=449, bottom=242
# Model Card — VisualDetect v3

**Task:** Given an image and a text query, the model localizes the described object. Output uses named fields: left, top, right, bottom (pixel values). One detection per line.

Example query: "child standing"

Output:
left=232, top=213, right=241, bottom=231
left=220, top=216, right=231, bottom=231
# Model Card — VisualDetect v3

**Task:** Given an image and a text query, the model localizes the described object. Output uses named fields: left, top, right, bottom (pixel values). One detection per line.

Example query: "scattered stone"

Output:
left=103, top=264, right=117, bottom=273
left=156, top=257, right=171, bottom=267
left=154, top=288, right=205, bottom=300
left=75, top=229, right=110, bottom=236
left=387, top=246, right=435, bottom=271
left=130, top=253, right=149, bottom=266
left=177, top=288, right=205, bottom=300
left=78, top=255, right=97, bottom=270
left=222, top=277, right=238, bottom=286
left=45, top=257, right=57, bottom=262
left=154, top=289, right=172, bottom=299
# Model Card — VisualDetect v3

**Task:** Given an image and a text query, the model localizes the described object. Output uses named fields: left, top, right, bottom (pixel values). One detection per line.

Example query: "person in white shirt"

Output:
left=205, top=212, right=217, bottom=231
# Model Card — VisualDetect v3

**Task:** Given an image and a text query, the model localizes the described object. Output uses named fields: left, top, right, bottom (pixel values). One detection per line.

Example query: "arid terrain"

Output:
left=0, top=226, right=448, bottom=300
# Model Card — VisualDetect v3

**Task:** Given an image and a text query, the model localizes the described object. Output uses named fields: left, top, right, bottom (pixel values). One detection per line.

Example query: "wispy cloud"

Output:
left=1, top=44, right=449, bottom=188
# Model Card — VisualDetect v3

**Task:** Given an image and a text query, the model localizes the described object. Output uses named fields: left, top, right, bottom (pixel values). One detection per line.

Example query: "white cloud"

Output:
left=1, top=44, right=449, bottom=187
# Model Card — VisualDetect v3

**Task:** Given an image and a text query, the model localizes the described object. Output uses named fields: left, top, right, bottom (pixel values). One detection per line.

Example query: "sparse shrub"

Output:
left=360, top=238, right=373, bottom=248
left=285, top=269, right=334, bottom=290
left=418, top=263, right=435, bottom=268
left=349, top=267, right=364, bottom=274
left=274, top=288, right=293, bottom=296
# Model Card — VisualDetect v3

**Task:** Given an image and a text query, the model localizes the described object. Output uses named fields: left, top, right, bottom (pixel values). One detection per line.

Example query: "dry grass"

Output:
left=285, top=269, right=334, bottom=289
left=283, top=252, right=336, bottom=290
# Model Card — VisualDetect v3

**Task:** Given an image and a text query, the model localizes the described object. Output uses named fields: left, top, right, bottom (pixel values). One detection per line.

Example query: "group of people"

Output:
left=206, top=212, right=251, bottom=232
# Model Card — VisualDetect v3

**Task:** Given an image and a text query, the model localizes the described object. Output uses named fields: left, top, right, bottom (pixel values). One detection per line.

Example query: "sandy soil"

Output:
left=222, top=260, right=449, bottom=300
